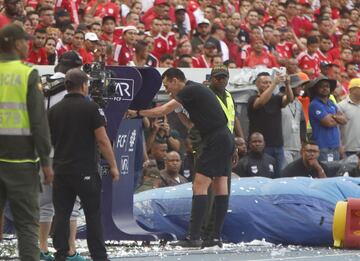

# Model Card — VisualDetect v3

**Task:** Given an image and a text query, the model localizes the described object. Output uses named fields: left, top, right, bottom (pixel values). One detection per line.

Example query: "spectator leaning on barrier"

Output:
left=337, top=78, right=360, bottom=157
left=281, top=140, right=328, bottom=178
left=233, top=132, right=276, bottom=178
left=248, top=71, right=294, bottom=178
left=0, top=24, right=53, bottom=261
left=281, top=72, right=309, bottom=165
left=155, top=151, right=188, bottom=188
left=148, top=141, right=168, bottom=170
left=307, top=76, right=348, bottom=162
left=48, top=68, right=119, bottom=261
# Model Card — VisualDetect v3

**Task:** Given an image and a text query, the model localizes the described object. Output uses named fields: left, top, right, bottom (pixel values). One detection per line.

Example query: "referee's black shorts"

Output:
left=196, top=127, right=234, bottom=178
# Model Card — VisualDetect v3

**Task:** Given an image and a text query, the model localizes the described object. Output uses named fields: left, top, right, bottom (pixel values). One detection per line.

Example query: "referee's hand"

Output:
left=110, top=167, right=120, bottom=182
left=126, top=110, right=137, bottom=119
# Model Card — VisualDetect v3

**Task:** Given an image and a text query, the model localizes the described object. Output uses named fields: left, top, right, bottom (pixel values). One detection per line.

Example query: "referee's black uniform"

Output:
left=175, top=80, right=234, bottom=242
left=48, top=92, right=108, bottom=261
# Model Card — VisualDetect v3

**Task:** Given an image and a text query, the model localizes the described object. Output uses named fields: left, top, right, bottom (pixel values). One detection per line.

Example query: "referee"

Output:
left=48, top=68, right=119, bottom=261
left=128, top=68, right=234, bottom=248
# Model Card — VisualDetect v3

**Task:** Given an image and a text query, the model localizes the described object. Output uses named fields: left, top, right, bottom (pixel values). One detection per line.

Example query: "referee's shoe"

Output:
left=170, top=236, right=202, bottom=248
left=201, top=238, right=223, bottom=249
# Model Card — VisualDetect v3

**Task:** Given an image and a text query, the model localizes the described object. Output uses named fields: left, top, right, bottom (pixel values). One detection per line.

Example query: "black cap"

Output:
left=4, top=0, right=21, bottom=4
left=55, top=8, right=70, bottom=18
left=211, top=65, right=229, bottom=77
left=204, top=39, right=217, bottom=48
left=58, top=51, right=83, bottom=67
left=102, top=15, right=116, bottom=24
left=0, top=24, right=32, bottom=44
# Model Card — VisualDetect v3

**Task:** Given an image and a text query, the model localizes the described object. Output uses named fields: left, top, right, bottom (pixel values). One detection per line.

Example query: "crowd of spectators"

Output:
left=1, top=0, right=360, bottom=189
left=0, top=0, right=358, bottom=76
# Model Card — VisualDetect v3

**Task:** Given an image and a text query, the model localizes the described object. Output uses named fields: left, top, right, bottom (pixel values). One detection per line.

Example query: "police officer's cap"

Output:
left=0, top=24, right=32, bottom=46
left=211, top=65, right=229, bottom=78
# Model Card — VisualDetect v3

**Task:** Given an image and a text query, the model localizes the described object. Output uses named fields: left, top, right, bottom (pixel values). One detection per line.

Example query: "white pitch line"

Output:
left=243, top=252, right=358, bottom=261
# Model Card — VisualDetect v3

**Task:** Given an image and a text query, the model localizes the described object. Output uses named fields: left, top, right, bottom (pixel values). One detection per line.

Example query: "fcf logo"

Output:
left=116, top=134, right=127, bottom=148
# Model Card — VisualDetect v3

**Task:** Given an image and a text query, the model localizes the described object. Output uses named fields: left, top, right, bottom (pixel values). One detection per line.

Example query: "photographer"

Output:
left=248, top=70, right=294, bottom=178
left=48, top=68, right=119, bottom=261
left=146, top=116, right=181, bottom=153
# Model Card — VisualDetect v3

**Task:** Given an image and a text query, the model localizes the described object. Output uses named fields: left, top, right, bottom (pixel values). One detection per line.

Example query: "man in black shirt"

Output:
left=234, top=132, right=276, bottom=178
left=128, top=68, right=235, bottom=248
left=48, top=68, right=119, bottom=261
left=280, top=140, right=328, bottom=178
left=248, top=71, right=294, bottom=178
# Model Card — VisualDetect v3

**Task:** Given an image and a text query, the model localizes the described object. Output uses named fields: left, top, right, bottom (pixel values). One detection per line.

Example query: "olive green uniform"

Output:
left=0, top=54, right=51, bottom=261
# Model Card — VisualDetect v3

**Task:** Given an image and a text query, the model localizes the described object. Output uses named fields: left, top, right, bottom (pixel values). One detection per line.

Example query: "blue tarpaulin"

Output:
left=134, top=177, right=360, bottom=246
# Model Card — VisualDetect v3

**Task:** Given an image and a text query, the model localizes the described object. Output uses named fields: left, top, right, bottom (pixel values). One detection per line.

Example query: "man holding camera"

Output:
left=48, top=68, right=119, bottom=261
left=248, top=70, right=294, bottom=177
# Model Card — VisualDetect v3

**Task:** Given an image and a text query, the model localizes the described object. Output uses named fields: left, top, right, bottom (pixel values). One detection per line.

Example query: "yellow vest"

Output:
left=216, top=90, right=235, bottom=134
left=0, top=60, right=38, bottom=163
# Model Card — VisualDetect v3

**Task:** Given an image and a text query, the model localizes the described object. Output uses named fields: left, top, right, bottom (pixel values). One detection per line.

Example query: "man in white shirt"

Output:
left=338, top=78, right=360, bottom=157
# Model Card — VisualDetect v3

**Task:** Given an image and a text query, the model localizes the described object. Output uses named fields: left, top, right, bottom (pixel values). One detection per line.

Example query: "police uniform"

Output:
left=0, top=24, right=51, bottom=261
left=233, top=152, right=276, bottom=178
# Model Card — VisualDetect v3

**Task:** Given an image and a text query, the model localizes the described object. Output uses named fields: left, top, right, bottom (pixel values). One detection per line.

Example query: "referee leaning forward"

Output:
left=127, top=68, right=235, bottom=248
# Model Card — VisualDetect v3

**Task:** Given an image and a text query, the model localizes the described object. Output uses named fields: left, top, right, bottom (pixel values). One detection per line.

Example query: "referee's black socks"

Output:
left=213, top=195, right=229, bottom=239
left=189, top=195, right=208, bottom=240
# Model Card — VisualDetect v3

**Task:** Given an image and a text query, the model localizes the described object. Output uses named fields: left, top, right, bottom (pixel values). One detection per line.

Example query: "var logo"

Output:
left=111, top=78, right=134, bottom=101
left=120, top=155, right=129, bottom=175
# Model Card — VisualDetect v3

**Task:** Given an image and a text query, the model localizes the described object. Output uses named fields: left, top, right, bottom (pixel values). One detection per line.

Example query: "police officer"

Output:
left=234, top=132, right=276, bottom=178
left=200, top=66, right=242, bottom=246
left=0, top=24, right=53, bottom=261
left=209, top=65, right=243, bottom=138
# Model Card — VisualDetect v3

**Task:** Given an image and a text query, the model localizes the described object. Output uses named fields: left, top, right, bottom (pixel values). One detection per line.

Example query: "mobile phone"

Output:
left=279, top=67, right=287, bottom=76
left=158, top=116, right=164, bottom=123
left=205, top=74, right=211, bottom=81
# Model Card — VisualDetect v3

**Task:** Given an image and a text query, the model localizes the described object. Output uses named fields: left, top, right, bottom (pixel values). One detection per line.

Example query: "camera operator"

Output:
left=39, top=50, right=84, bottom=260
left=48, top=68, right=119, bottom=261
left=43, top=50, right=83, bottom=109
